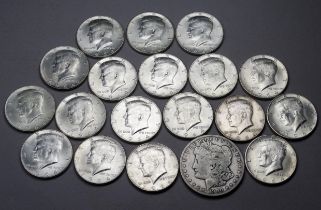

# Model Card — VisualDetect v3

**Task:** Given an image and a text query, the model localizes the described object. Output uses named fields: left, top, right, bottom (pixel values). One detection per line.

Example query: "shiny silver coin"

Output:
left=139, top=54, right=187, bottom=97
left=239, top=55, right=288, bottom=98
left=126, top=142, right=178, bottom=192
left=176, top=12, right=223, bottom=55
left=127, top=12, right=174, bottom=54
left=77, top=16, right=124, bottom=58
left=215, top=95, right=265, bottom=142
left=5, top=86, right=55, bottom=132
left=40, top=46, right=89, bottom=90
left=245, top=135, right=297, bottom=184
left=267, top=93, right=317, bottom=139
left=21, top=129, right=73, bottom=178
left=163, top=92, right=213, bottom=138
left=180, top=135, right=244, bottom=196
left=189, top=54, right=238, bottom=98
left=89, top=57, right=137, bottom=101
left=74, top=135, right=126, bottom=184
left=111, top=96, right=162, bottom=143
left=56, top=92, right=106, bottom=139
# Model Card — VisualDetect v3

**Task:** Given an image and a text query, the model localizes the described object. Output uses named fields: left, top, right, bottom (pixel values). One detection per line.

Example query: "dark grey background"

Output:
left=1, top=0, right=320, bottom=209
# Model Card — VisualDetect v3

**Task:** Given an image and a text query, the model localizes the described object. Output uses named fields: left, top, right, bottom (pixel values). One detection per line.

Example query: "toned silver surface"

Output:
left=21, top=129, right=72, bottom=178
left=40, top=46, right=89, bottom=90
left=267, top=93, right=317, bottom=139
left=127, top=12, right=174, bottom=54
left=74, top=135, right=126, bottom=184
left=5, top=86, right=55, bottom=132
left=189, top=54, right=238, bottom=98
left=55, top=92, right=106, bottom=139
left=89, top=57, right=137, bottom=101
left=77, top=16, right=124, bottom=58
left=176, top=12, right=223, bottom=55
left=111, top=96, right=162, bottom=143
left=139, top=54, right=187, bottom=97
left=245, top=135, right=297, bottom=184
left=180, top=135, right=244, bottom=196
left=215, top=95, right=265, bottom=141
left=126, top=142, right=178, bottom=191
left=163, top=92, right=213, bottom=138
left=239, top=55, right=288, bottom=98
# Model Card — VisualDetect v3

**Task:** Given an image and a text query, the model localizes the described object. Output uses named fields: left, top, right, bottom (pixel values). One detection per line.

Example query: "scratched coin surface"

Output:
left=176, top=12, right=223, bottom=55
left=40, top=46, right=89, bottom=90
left=126, top=142, right=178, bottom=191
left=5, top=86, right=55, bottom=132
left=77, top=16, right=124, bottom=58
left=163, top=92, right=213, bottom=138
left=245, top=135, right=297, bottom=184
left=21, top=129, right=73, bottom=178
left=74, top=135, right=126, bottom=184
left=189, top=54, right=238, bottom=98
left=88, top=57, right=137, bottom=101
left=267, top=93, right=317, bottom=139
left=239, top=55, right=288, bottom=98
left=139, top=54, right=187, bottom=97
left=127, top=12, right=174, bottom=54
left=111, top=96, right=162, bottom=143
left=180, top=135, right=244, bottom=196
left=56, top=92, right=106, bottom=139
left=215, top=95, right=265, bottom=141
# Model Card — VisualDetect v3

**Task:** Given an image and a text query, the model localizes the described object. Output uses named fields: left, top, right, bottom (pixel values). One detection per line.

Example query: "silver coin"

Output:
left=74, top=135, right=126, bottom=184
left=76, top=16, right=124, bottom=58
left=245, top=135, right=297, bottom=184
left=40, top=46, right=89, bottom=90
left=127, top=12, right=174, bottom=54
left=5, top=86, right=55, bottom=132
left=239, top=55, right=288, bottom=98
left=189, top=54, right=238, bottom=98
left=163, top=92, right=213, bottom=138
left=126, top=142, right=178, bottom=192
left=88, top=57, right=137, bottom=101
left=215, top=95, right=265, bottom=142
left=21, top=129, right=73, bottom=178
left=176, top=12, right=223, bottom=55
left=139, top=54, right=187, bottom=97
left=55, top=92, right=106, bottom=139
left=111, top=96, right=162, bottom=143
left=267, top=93, right=317, bottom=139
left=180, top=135, right=244, bottom=196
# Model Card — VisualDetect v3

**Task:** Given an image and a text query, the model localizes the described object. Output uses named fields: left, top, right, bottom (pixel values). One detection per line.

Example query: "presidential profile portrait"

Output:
left=199, top=57, right=227, bottom=90
left=100, top=60, right=126, bottom=93
left=151, top=57, right=178, bottom=89
left=67, top=96, right=94, bottom=131
left=138, top=15, right=165, bottom=46
left=251, top=58, right=278, bottom=91
left=124, top=100, right=151, bottom=135
left=175, top=96, right=202, bottom=131
left=187, top=16, right=214, bottom=47
left=87, top=19, right=114, bottom=50
left=226, top=99, right=253, bottom=134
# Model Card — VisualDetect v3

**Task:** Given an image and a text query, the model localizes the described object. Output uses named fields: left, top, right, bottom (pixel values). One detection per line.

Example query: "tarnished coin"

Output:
left=189, top=54, right=238, bottom=98
left=56, top=92, right=106, bottom=139
left=5, top=86, right=55, bottom=132
left=74, top=136, right=126, bottom=184
left=176, top=12, right=223, bottom=55
left=215, top=95, right=265, bottom=141
left=21, top=129, right=72, bottom=178
left=40, top=46, right=89, bottom=90
left=267, top=93, right=317, bottom=139
left=139, top=54, right=187, bottom=97
left=126, top=142, right=178, bottom=191
left=127, top=12, right=174, bottom=54
left=89, top=57, right=137, bottom=101
left=180, top=135, right=244, bottom=196
left=239, top=55, right=288, bottom=98
left=111, top=96, right=162, bottom=143
left=76, top=16, right=124, bottom=58
left=245, top=135, right=297, bottom=184
left=163, top=92, right=213, bottom=138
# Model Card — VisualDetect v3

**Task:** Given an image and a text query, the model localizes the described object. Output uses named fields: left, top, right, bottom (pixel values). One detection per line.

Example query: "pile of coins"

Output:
left=5, top=12, right=317, bottom=196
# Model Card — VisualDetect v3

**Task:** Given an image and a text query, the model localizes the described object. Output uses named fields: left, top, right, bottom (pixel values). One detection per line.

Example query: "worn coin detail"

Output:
left=215, top=95, right=265, bottom=141
left=126, top=142, right=178, bottom=191
left=180, top=135, right=244, bottom=196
